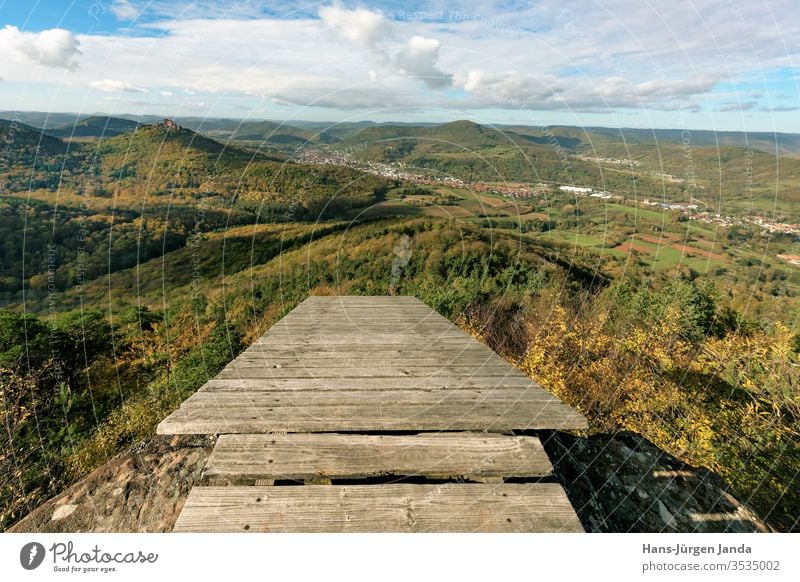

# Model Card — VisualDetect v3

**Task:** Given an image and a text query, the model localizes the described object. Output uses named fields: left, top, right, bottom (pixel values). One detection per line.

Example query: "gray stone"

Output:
left=10, top=436, right=213, bottom=533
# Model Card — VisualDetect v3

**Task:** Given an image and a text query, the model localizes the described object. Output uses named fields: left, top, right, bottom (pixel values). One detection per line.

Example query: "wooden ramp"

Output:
left=159, top=296, right=587, bottom=532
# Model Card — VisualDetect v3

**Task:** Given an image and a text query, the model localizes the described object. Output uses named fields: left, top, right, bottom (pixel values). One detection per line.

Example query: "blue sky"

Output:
left=0, top=0, right=798, bottom=131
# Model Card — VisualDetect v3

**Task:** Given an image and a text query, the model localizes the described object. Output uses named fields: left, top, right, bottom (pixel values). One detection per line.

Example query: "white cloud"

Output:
left=318, top=7, right=452, bottom=91
left=460, top=70, right=561, bottom=105
left=318, top=3, right=390, bottom=48
left=111, top=0, right=141, bottom=20
left=90, top=78, right=147, bottom=92
left=394, top=36, right=452, bottom=88
left=635, top=76, right=720, bottom=98
left=0, top=0, right=796, bottom=125
left=0, top=26, right=80, bottom=70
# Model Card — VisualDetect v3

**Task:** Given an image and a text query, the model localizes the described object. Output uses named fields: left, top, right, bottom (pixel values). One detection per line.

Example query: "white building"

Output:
left=559, top=185, right=593, bottom=193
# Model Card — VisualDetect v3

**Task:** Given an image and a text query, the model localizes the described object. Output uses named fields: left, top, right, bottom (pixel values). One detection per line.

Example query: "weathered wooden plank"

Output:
left=203, top=433, right=552, bottom=483
left=262, top=320, right=462, bottom=327
left=157, top=401, right=587, bottom=434
left=260, top=326, right=467, bottom=333
left=172, top=483, right=584, bottom=532
left=266, top=308, right=459, bottom=316
left=300, top=295, right=422, bottom=302
left=216, top=365, right=528, bottom=379
left=278, top=313, right=439, bottom=320
left=274, top=318, right=451, bottom=325
left=254, top=336, right=474, bottom=345
left=262, top=333, right=467, bottom=341
left=198, top=376, right=538, bottom=391
left=251, top=343, right=481, bottom=350
left=166, top=402, right=581, bottom=423
left=158, top=296, right=587, bottom=434
left=277, top=313, right=447, bottom=318
left=180, top=387, right=559, bottom=408
left=229, top=356, right=510, bottom=368
left=242, top=346, right=498, bottom=356
left=279, top=314, right=439, bottom=321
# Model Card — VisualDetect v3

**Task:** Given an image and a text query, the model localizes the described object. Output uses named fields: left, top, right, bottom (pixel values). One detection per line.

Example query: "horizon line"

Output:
left=1, top=109, right=799, bottom=136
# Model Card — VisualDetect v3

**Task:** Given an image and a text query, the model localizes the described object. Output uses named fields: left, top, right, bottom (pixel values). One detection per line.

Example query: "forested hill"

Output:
left=0, top=122, right=389, bottom=303
left=0, top=119, right=71, bottom=159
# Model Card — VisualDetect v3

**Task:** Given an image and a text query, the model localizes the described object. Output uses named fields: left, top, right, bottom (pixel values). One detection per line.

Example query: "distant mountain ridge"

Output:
left=47, top=116, right=141, bottom=138
left=3, top=112, right=797, bottom=156
left=180, top=119, right=340, bottom=145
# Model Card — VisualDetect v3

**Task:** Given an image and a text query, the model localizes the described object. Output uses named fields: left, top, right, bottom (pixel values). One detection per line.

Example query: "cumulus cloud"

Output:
left=0, top=0, right=795, bottom=123
left=456, top=69, right=717, bottom=112
left=564, top=76, right=719, bottom=111
left=460, top=70, right=561, bottom=105
left=0, top=26, right=80, bottom=70
left=319, top=6, right=453, bottom=90
left=394, top=36, right=452, bottom=88
left=90, top=78, right=147, bottom=92
left=318, top=3, right=390, bottom=48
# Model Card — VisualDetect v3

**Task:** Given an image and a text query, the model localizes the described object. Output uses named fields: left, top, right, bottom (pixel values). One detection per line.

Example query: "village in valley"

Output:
left=295, top=145, right=800, bottom=245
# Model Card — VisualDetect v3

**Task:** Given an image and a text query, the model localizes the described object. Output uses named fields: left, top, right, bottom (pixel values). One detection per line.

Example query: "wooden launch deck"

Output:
left=158, top=296, right=587, bottom=532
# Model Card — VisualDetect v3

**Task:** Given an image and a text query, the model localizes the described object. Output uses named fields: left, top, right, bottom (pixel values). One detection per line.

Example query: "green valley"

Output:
left=0, top=116, right=797, bottom=533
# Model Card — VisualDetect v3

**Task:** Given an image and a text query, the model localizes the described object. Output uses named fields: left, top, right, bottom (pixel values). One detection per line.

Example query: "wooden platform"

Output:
left=173, top=484, right=584, bottom=533
left=202, top=433, right=553, bottom=484
left=159, top=296, right=587, bottom=532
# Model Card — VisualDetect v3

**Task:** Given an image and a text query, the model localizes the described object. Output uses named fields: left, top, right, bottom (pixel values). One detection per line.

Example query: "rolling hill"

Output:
left=336, top=119, right=800, bottom=218
left=177, top=119, right=339, bottom=146
left=0, top=119, right=71, bottom=158
left=47, top=115, right=141, bottom=138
